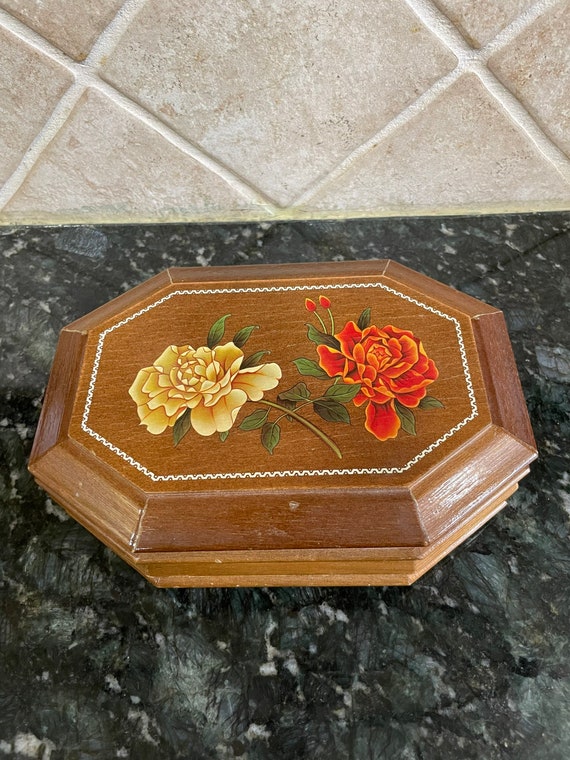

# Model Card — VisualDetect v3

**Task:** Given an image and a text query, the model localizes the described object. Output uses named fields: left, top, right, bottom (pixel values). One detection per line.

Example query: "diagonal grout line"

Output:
left=480, top=0, right=563, bottom=59
left=295, top=0, right=570, bottom=206
left=472, top=64, right=570, bottom=184
left=90, top=79, right=280, bottom=209
left=0, top=82, right=86, bottom=209
left=0, top=4, right=279, bottom=213
left=0, top=1, right=148, bottom=75
left=405, top=0, right=562, bottom=64
left=0, top=7, right=75, bottom=69
left=404, top=0, right=570, bottom=185
left=0, top=4, right=151, bottom=210
left=88, top=0, right=281, bottom=211
left=291, top=68, right=463, bottom=207
left=404, top=0, right=477, bottom=59
left=1, top=0, right=568, bottom=216
left=83, top=0, right=150, bottom=67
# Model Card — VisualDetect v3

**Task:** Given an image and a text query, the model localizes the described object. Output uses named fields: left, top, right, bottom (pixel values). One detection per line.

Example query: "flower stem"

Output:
left=257, top=399, right=342, bottom=459
left=327, top=308, right=335, bottom=335
left=315, top=312, right=328, bottom=333
left=272, top=397, right=323, bottom=424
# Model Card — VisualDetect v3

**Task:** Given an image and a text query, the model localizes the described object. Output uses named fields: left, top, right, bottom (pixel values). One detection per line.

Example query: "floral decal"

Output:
left=294, top=297, right=443, bottom=442
left=129, top=299, right=443, bottom=458
left=129, top=341, right=281, bottom=438
left=316, top=321, right=439, bottom=441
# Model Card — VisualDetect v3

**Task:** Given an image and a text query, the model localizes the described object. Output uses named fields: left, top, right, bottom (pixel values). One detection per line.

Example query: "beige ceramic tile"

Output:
left=0, top=26, right=72, bottom=185
left=101, top=0, right=456, bottom=206
left=488, top=0, right=570, bottom=157
left=433, top=0, right=535, bottom=48
left=0, top=0, right=124, bottom=60
left=306, top=74, right=570, bottom=214
left=2, top=89, right=266, bottom=223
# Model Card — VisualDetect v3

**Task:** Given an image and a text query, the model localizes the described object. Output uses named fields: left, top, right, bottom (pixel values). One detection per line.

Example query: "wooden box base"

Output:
left=29, top=260, right=537, bottom=586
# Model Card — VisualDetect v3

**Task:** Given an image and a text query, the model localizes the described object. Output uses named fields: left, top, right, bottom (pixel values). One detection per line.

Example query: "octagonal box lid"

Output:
left=29, top=260, right=537, bottom=587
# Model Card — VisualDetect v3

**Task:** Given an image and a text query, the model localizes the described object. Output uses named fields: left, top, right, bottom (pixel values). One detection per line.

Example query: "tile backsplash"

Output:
left=1, top=0, right=569, bottom=224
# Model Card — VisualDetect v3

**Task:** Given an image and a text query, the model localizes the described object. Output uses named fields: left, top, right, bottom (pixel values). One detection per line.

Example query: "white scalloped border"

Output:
left=81, top=281, right=478, bottom=481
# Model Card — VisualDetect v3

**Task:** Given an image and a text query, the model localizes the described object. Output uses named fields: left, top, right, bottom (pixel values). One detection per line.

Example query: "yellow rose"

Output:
left=129, top=342, right=281, bottom=436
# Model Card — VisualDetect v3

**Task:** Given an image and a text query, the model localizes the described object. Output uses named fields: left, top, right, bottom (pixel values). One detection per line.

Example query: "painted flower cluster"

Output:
left=129, top=297, right=443, bottom=458
left=129, top=315, right=281, bottom=446
left=308, top=299, right=441, bottom=440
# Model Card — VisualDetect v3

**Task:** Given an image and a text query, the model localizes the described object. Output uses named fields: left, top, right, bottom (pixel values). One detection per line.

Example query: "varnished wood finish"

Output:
left=472, top=311, right=536, bottom=449
left=29, top=330, right=87, bottom=461
left=29, top=260, right=537, bottom=586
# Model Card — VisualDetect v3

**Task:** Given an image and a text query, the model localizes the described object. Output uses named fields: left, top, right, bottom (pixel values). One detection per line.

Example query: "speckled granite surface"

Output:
left=1, top=215, right=569, bottom=759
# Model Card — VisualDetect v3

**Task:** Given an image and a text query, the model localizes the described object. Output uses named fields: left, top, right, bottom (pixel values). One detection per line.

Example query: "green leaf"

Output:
left=241, top=349, right=270, bottom=369
left=313, top=398, right=350, bottom=424
left=419, top=395, right=444, bottom=410
left=232, top=325, right=258, bottom=348
left=219, top=430, right=229, bottom=442
left=324, top=383, right=361, bottom=403
left=239, top=408, right=269, bottom=431
left=293, top=357, right=330, bottom=379
left=278, top=382, right=311, bottom=402
left=261, top=421, right=281, bottom=454
left=207, top=313, right=231, bottom=348
left=306, top=323, right=341, bottom=350
left=173, top=408, right=191, bottom=446
left=394, top=401, right=416, bottom=436
left=276, top=396, right=296, bottom=420
left=357, top=307, right=371, bottom=331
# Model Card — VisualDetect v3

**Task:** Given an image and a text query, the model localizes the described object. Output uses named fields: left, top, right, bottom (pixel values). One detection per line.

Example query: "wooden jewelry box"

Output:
left=29, top=260, right=537, bottom=587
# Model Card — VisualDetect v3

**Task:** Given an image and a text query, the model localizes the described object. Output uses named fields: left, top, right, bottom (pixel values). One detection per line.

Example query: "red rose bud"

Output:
left=305, top=298, right=317, bottom=312
left=319, top=295, right=331, bottom=309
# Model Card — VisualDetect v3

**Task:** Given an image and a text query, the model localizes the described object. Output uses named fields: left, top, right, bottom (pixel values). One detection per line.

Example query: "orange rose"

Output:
left=129, top=342, right=281, bottom=436
left=317, top=321, right=438, bottom=441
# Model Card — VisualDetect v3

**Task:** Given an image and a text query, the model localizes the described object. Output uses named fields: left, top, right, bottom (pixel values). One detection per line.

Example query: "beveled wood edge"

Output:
left=29, top=433, right=524, bottom=587
left=31, top=467, right=141, bottom=552
left=135, top=484, right=428, bottom=553
left=30, top=422, right=533, bottom=562
left=124, top=484, right=518, bottom=587
left=34, top=422, right=429, bottom=552
left=126, top=480, right=518, bottom=569
left=30, top=436, right=427, bottom=557
left=29, top=330, right=88, bottom=463
left=29, top=434, right=500, bottom=570
left=472, top=311, right=536, bottom=450
left=63, top=269, right=173, bottom=333
left=29, top=437, right=147, bottom=547
left=383, top=260, right=501, bottom=318
left=410, top=422, right=537, bottom=541
left=60, top=257, right=503, bottom=341
left=167, top=259, right=391, bottom=284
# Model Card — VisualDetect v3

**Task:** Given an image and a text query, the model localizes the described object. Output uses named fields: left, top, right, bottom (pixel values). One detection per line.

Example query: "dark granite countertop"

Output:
left=1, top=215, right=569, bottom=759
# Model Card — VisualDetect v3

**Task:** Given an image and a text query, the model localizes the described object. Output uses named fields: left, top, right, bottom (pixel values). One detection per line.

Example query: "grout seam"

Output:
left=83, top=0, right=150, bottom=68
left=0, top=7, right=75, bottom=69
left=406, top=0, right=562, bottom=65
left=90, top=79, right=280, bottom=209
left=297, top=0, right=570, bottom=205
left=0, top=82, right=85, bottom=209
left=480, top=0, right=563, bottom=59
left=404, top=0, right=477, bottom=60
left=292, top=68, right=463, bottom=207
left=404, top=0, right=570, bottom=185
left=472, top=64, right=570, bottom=185
left=407, top=0, right=570, bottom=172
left=0, top=4, right=278, bottom=213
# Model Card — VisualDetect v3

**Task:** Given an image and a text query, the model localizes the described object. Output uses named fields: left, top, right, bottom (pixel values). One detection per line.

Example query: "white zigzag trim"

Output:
left=81, top=281, right=478, bottom=481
